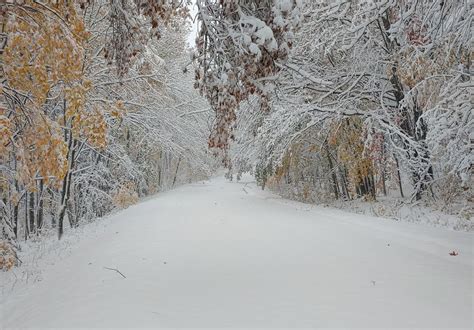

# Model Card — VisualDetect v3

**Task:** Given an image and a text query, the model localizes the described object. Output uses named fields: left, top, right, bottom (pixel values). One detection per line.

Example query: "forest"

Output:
left=1, top=0, right=472, bottom=268
left=0, top=1, right=472, bottom=328
left=1, top=0, right=217, bottom=249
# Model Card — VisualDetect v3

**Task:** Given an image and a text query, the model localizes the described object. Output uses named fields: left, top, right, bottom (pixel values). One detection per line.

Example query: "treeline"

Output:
left=217, top=1, right=471, bottom=210
left=0, top=0, right=215, bottom=251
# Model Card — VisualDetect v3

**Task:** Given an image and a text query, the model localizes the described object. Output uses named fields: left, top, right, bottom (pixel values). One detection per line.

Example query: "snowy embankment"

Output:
left=1, top=176, right=472, bottom=328
left=269, top=183, right=473, bottom=231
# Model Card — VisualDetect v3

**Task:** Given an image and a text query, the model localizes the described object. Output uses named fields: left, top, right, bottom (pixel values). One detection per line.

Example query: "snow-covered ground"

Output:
left=1, top=176, right=472, bottom=328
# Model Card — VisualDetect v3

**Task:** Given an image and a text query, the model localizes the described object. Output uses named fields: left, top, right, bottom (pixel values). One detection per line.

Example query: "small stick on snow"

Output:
left=104, top=267, right=127, bottom=278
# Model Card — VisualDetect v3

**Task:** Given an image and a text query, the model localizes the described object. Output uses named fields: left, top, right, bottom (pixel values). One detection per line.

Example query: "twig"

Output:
left=14, top=254, right=23, bottom=265
left=103, top=267, right=126, bottom=278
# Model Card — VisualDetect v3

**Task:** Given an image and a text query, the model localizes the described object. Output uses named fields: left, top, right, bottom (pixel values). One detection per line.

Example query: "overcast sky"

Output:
left=187, top=1, right=199, bottom=48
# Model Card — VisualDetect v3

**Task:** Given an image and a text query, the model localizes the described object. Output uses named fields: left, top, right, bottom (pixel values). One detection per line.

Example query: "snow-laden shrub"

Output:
left=113, top=182, right=139, bottom=209
left=0, top=241, right=19, bottom=271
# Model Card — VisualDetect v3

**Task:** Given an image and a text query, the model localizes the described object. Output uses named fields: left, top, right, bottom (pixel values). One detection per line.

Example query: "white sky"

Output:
left=187, top=1, right=199, bottom=48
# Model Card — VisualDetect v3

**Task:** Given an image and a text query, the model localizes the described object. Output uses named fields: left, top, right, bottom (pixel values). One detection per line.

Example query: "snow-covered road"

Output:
left=1, top=176, right=472, bottom=328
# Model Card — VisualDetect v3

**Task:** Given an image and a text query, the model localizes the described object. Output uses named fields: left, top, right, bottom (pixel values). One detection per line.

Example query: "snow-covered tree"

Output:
left=1, top=1, right=215, bottom=242
left=193, top=0, right=302, bottom=160
left=228, top=0, right=472, bottom=205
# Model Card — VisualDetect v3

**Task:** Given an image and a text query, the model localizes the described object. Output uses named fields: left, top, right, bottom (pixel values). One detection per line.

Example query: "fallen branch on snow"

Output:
left=103, top=267, right=127, bottom=278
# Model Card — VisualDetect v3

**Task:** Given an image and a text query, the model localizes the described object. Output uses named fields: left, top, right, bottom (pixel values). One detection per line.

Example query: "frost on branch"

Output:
left=193, top=0, right=302, bottom=160
left=228, top=0, right=472, bottom=208
left=105, top=0, right=190, bottom=76
left=1, top=1, right=215, bottom=244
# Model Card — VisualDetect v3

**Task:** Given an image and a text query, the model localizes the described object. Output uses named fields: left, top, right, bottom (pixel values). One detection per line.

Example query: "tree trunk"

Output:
left=37, top=179, right=44, bottom=232
left=50, top=188, right=57, bottom=228
left=24, top=197, right=28, bottom=241
left=412, top=103, right=433, bottom=200
left=394, top=156, right=404, bottom=198
left=325, top=145, right=339, bottom=200
left=12, top=180, right=19, bottom=238
left=158, top=149, right=162, bottom=189
left=382, top=13, right=433, bottom=200
left=381, top=172, right=387, bottom=197
left=339, top=167, right=350, bottom=200
left=369, top=174, right=376, bottom=199
left=13, top=202, right=18, bottom=239
left=381, top=141, right=387, bottom=196
left=172, top=157, right=181, bottom=187
left=28, top=192, right=35, bottom=235
left=58, top=119, right=77, bottom=239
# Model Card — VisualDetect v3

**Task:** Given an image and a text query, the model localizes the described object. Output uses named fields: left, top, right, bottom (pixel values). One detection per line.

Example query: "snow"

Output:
left=275, top=0, right=293, bottom=13
left=1, top=176, right=472, bottom=328
left=249, top=43, right=261, bottom=57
